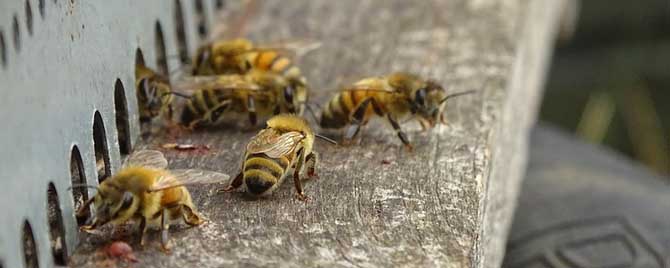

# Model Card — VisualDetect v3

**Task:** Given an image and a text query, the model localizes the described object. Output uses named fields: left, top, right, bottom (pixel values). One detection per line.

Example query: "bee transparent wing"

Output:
left=253, top=39, right=322, bottom=58
left=122, top=150, right=168, bottom=169
left=246, top=130, right=304, bottom=158
left=148, top=169, right=230, bottom=192
left=172, top=76, right=261, bottom=94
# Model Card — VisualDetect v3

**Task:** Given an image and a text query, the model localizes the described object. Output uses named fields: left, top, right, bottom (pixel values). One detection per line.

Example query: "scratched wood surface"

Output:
left=70, top=0, right=564, bottom=267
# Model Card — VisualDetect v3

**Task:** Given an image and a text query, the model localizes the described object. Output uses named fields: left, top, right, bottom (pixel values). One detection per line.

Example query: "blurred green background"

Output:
left=542, top=0, right=670, bottom=174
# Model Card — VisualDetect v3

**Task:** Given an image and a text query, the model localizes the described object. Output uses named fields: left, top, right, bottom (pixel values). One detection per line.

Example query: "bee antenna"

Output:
left=167, top=54, right=192, bottom=64
left=68, top=184, right=99, bottom=191
left=304, top=103, right=322, bottom=123
left=315, top=133, right=337, bottom=145
left=439, top=90, right=476, bottom=104
left=168, top=64, right=191, bottom=77
left=170, top=91, right=191, bottom=99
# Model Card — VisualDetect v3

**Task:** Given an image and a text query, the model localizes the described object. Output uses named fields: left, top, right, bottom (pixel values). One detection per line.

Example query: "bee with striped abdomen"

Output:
left=135, top=63, right=174, bottom=126
left=319, top=72, right=474, bottom=150
left=221, top=114, right=321, bottom=200
left=191, top=38, right=318, bottom=114
left=178, top=70, right=307, bottom=129
left=75, top=150, right=229, bottom=251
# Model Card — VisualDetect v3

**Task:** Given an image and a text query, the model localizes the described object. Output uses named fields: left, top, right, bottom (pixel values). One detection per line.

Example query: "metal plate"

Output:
left=0, top=0, right=222, bottom=267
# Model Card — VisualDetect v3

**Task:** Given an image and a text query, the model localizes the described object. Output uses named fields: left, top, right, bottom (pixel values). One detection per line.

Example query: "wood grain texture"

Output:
left=70, top=0, right=564, bottom=267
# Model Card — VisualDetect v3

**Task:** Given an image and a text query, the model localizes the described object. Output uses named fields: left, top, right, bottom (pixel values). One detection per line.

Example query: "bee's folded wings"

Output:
left=246, top=130, right=304, bottom=158
left=149, top=169, right=230, bottom=192
left=122, top=150, right=169, bottom=169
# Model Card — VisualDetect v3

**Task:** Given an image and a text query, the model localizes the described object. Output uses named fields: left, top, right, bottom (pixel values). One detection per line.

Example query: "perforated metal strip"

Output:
left=0, top=1, right=224, bottom=267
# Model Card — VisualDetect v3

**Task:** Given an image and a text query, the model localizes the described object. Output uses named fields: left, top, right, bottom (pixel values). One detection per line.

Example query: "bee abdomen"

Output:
left=243, top=154, right=289, bottom=195
left=320, top=92, right=356, bottom=129
left=180, top=101, right=203, bottom=126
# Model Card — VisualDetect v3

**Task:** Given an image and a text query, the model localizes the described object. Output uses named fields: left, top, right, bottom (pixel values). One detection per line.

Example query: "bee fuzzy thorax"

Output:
left=267, top=114, right=314, bottom=153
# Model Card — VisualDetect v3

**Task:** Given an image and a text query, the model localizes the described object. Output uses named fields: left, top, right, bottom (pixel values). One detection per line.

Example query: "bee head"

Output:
left=411, top=80, right=446, bottom=127
left=283, top=78, right=308, bottom=115
left=139, top=79, right=172, bottom=116
left=89, top=182, right=135, bottom=228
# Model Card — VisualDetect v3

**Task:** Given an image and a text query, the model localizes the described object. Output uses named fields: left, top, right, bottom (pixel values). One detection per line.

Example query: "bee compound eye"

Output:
left=415, top=88, right=426, bottom=106
left=120, top=192, right=134, bottom=210
left=284, top=85, right=294, bottom=103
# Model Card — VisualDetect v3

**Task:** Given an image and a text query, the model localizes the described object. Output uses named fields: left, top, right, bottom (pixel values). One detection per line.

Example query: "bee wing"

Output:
left=122, top=150, right=168, bottom=169
left=172, top=76, right=261, bottom=94
left=246, top=129, right=304, bottom=158
left=339, top=86, right=396, bottom=94
left=148, top=169, right=230, bottom=192
left=253, top=40, right=322, bottom=58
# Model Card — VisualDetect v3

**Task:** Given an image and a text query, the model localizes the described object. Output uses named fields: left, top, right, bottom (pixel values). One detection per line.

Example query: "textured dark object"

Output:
left=503, top=124, right=670, bottom=268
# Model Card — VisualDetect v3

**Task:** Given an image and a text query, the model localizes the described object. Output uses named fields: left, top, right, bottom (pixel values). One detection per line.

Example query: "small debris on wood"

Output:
left=162, top=143, right=211, bottom=151
left=105, top=241, right=138, bottom=263
left=381, top=159, right=392, bottom=165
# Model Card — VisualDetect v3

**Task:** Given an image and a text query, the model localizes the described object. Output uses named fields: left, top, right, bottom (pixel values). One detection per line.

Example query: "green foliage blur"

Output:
left=542, top=0, right=670, bottom=174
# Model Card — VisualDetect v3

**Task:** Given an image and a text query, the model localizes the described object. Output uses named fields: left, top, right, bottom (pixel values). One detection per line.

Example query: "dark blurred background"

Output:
left=542, top=0, right=670, bottom=175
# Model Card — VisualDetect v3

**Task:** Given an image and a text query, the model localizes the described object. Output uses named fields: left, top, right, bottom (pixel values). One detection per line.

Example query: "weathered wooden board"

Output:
left=70, top=0, right=564, bottom=267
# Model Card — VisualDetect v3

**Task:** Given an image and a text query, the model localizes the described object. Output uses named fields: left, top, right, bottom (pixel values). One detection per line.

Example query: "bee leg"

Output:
left=163, top=104, right=174, bottom=125
left=138, top=217, right=148, bottom=248
left=160, top=208, right=172, bottom=253
left=76, top=196, right=95, bottom=218
left=418, top=118, right=431, bottom=131
left=345, top=98, right=374, bottom=141
left=293, top=149, right=309, bottom=201
left=387, top=115, right=413, bottom=151
left=305, top=152, right=319, bottom=179
left=182, top=205, right=205, bottom=226
left=247, top=95, right=257, bottom=126
left=221, top=172, right=244, bottom=192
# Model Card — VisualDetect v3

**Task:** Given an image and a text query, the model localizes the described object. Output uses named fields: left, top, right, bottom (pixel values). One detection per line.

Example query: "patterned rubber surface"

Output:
left=503, top=124, right=670, bottom=268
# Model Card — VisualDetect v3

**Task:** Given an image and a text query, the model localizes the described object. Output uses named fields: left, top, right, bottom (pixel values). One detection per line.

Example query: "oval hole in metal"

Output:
left=194, top=0, right=208, bottom=40
left=47, top=183, right=68, bottom=265
left=155, top=21, right=169, bottom=76
left=174, top=0, right=189, bottom=64
left=93, top=111, right=111, bottom=182
left=22, top=220, right=39, bottom=268
left=70, top=145, right=90, bottom=225
left=13, top=14, right=21, bottom=52
left=114, top=79, right=131, bottom=156
left=25, top=0, right=34, bottom=35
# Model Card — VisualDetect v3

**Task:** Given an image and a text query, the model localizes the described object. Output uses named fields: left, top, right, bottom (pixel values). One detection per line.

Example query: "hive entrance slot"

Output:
left=13, top=15, right=20, bottom=52
left=215, top=0, right=225, bottom=10
left=0, top=31, right=6, bottom=67
left=155, top=21, right=169, bottom=75
left=70, top=146, right=90, bottom=225
left=114, top=79, right=131, bottom=156
left=135, top=47, right=145, bottom=67
left=195, top=0, right=208, bottom=40
left=38, top=0, right=45, bottom=18
left=22, top=221, right=39, bottom=268
left=93, top=111, right=111, bottom=182
left=47, top=183, right=68, bottom=265
left=25, top=0, right=33, bottom=35
left=174, top=0, right=189, bottom=64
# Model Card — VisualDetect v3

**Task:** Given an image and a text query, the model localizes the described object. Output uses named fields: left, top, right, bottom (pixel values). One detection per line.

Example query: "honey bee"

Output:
left=75, top=150, right=229, bottom=251
left=178, top=70, right=307, bottom=128
left=135, top=63, right=174, bottom=125
left=191, top=38, right=314, bottom=79
left=319, top=72, right=474, bottom=150
left=191, top=38, right=317, bottom=113
left=221, top=114, right=322, bottom=200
